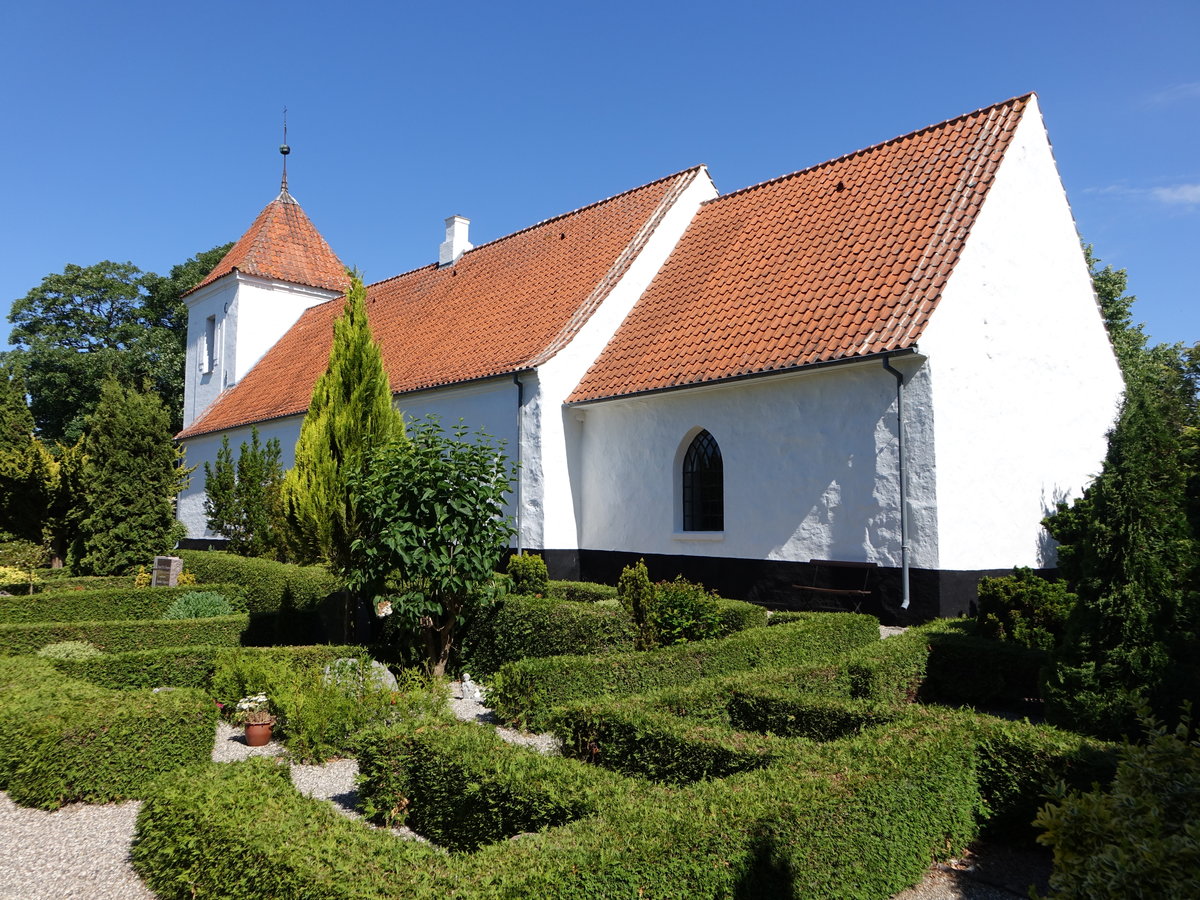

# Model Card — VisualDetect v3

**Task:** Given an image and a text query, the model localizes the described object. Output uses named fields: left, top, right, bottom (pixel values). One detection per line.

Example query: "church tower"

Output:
left=181, top=137, right=348, bottom=429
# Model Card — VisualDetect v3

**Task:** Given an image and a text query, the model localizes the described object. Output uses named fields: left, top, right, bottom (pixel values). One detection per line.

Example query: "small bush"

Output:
left=506, top=553, right=549, bottom=595
left=649, top=577, right=722, bottom=645
left=545, top=580, right=618, bottom=603
left=0, top=564, right=40, bottom=593
left=162, top=591, right=236, bottom=620
left=36, top=640, right=102, bottom=661
left=977, top=567, right=1075, bottom=651
left=1035, top=711, right=1197, bottom=897
left=617, top=558, right=656, bottom=648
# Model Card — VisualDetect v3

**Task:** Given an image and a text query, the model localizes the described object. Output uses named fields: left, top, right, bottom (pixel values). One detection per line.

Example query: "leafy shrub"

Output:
left=648, top=577, right=722, bottom=645
left=0, top=656, right=216, bottom=810
left=0, top=564, right=39, bottom=593
left=767, top=611, right=811, bottom=626
left=1035, top=711, right=1197, bottom=897
left=506, top=553, right=549, bottom=595
left=162, top=591, right=236, bottom=620
left=36, top=640, right=102, bottom=661
left=976, top=567, right=1076, bottom=651
left=617, top=558, right=656, bottom=649
left=0, top=615, right=248, bottom=656
left=210, top=645, right=444, bottom=761
left=459, top=594, right=635, bottom=674
left=545, top=580, right=618, bottom=603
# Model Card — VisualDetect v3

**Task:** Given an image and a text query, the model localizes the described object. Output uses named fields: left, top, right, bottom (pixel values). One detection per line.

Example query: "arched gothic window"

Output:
left=682, top=429, right=723, bottom=531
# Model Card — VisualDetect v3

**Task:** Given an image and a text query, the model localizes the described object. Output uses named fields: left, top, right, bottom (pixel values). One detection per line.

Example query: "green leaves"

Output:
left=348, top=416, right=516, bottom=675
left=203, top=427, right=285, bottom=558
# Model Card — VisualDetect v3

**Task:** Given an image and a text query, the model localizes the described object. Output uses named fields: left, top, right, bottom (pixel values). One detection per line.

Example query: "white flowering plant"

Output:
left=235, top=693, right=275, bottom=726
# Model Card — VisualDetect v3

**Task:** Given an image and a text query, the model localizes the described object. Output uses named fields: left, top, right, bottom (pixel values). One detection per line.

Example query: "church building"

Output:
left=175, top=93, right=1123, bottom=623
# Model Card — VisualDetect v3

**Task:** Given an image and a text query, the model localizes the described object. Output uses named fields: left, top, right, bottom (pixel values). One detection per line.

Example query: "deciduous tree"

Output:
left=348, top=417, right=516, bottom=676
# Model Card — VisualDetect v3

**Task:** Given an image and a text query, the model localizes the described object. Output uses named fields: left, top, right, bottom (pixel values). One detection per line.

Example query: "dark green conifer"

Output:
left=72, top=378, right=188, bottom=575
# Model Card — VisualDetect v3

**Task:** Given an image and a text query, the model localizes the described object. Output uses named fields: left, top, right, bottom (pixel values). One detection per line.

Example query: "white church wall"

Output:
left=177, top=416, right=303, bottom=539
left=534, top=168, right=719, bottom=551
left=918, top=95, right=1123, bottom=571
left=574, top=359, right=940, bottom=569
left=182, top=275, right=338, bottom=430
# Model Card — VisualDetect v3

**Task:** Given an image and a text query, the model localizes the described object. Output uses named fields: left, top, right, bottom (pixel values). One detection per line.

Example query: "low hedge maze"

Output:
left=129, top=615, right=1111, bottom=899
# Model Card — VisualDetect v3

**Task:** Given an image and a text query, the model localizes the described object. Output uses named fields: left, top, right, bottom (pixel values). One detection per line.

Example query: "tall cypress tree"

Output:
left=1043, top=251, right=1200, bottom=738
left=281, top=272, right=403, bottom=574
left=72, top=378, right=188, bottom=575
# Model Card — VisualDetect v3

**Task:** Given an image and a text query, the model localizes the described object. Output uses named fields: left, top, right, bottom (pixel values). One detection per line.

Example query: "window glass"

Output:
left=682, top=429, right=723, bottom=531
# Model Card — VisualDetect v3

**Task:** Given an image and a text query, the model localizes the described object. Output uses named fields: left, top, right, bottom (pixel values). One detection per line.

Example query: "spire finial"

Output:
left=279, top=107, right=291, bottom=196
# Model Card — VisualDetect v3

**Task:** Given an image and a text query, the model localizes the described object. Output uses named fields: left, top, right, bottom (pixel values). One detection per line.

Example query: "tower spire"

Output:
left=279, top=107, right=291, bottom=198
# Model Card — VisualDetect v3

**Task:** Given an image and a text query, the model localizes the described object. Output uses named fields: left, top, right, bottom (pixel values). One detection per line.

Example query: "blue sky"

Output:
left=1, top=1, right=1196, bottom=348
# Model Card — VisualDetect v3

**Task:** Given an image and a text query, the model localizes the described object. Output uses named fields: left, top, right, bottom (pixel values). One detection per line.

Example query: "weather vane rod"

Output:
left=280, top=106, right=290, bottom=195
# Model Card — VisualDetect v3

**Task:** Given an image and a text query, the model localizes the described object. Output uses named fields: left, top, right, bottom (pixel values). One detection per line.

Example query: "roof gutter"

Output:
left=566, top=348, right=921, bottom=407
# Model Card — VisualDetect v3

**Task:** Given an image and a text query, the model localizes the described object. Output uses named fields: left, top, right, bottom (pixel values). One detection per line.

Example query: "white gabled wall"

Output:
left=530, top=168, right=720, bottom=551
left=182, top=274, right=339, bottom=429
left=178, top=377, right=521, bottom=543
left=918, top=95, right=1123, bottom=570
left=574, top=358, right=940, bottom=568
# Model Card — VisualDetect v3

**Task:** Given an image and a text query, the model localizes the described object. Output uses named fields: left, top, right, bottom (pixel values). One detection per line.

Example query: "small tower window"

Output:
left=682, top=429, right=723, bottom=531
left=203, top=315, right=217, bottom=373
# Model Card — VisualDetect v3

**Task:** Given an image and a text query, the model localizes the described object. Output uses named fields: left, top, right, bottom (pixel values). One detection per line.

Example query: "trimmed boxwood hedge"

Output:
left=176, top=550, right=340, bottom=644
left=488, top=613, right=880, bottom=730
left=49, top=645, right=224, bottom=690
left=0, top=614, right=249, bottom=656
left=0, top=583, right=248, bottom=624
left=544, top=580, right=618, bottom=603
left=135, top=712, right=982, bottom=899
left=714, top=597, right=768, bottom=635
left=0, top=656, right=216, bottom=810
left=460, top=594, right=636, bottom=674
left=917, top=619, right=1048, bottom=706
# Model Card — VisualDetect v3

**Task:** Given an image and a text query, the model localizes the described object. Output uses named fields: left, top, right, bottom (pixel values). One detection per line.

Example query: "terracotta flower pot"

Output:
left=244, top=722, right=273, bottom=747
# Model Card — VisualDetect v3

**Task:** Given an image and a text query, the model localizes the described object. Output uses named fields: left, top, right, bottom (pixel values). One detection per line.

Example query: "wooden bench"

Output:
left=790, top=559, right=877, bottom=614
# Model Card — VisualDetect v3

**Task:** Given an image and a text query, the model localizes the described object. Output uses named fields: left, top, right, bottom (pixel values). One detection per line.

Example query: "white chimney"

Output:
left=439, top=215, right=472, bottom=266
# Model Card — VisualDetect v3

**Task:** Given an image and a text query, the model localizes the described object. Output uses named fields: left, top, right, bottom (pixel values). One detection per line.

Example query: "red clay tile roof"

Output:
left=568, top=95, right=1032, bottom=403
left=190, top=190, right=350, bottom=295
left=177, top=168, right=700, bottom=439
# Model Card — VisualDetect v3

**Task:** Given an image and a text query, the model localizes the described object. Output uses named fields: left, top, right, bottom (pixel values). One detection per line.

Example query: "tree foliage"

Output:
left=1042, top=248, right=1200, bottom=738
left=203, top=427, right=285, bottom=559
left=6, top=243, right=231, bottom=440
left=348, top=417, right=516, bottom=676
left=0, top=361, right=56, bottom=545
left=71, top=378, right=189, bottom=575
left=281, top=271, right=403, bottom=573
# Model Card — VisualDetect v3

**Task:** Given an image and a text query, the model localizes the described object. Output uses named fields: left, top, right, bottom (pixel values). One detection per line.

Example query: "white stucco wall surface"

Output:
left=918, top=95, right=1123, bottom=570
left=177, top=416, right=303, bottom=539
left=574, top=359, right=939, bottom=569
left=183, top=275, right=338, bottom=429
left=178, top=378, right=523, bottom=543
left=534, top=168, right=719, bottom=551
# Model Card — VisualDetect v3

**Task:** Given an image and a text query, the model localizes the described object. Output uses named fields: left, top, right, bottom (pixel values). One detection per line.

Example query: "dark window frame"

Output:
left=682, top=429, right=724, bottom=531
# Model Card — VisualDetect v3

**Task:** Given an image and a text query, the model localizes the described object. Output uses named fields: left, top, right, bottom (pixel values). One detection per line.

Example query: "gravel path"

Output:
left=0, top=646, right=1048, bottom=899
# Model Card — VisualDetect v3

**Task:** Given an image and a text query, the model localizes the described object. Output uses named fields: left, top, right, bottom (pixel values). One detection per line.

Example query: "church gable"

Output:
left=568, top=95, right=1030, bottom=404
